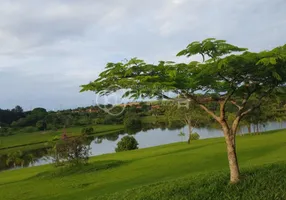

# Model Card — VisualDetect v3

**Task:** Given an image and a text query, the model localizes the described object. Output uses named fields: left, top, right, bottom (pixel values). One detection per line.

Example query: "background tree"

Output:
left=123, top=112, right=142, bottom=129
left=165, top=101, right=210, bottom=143
left=12, top=105, right=24, bottom=113
left=81, top=38, right=286, bottom=183
left=36, top=120, right=47, bottom=131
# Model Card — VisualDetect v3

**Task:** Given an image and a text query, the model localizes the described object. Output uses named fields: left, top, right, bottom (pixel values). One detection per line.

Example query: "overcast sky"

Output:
left=0, top=0, right=285, bottom=110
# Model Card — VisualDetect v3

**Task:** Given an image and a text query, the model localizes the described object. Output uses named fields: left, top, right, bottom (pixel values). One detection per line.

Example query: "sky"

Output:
left=0, top=0, right=285, bottom=111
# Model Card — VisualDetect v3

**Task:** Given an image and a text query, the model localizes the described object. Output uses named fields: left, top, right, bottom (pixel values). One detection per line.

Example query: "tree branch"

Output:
left=181, top=92, right=221, bottom=122
left=220, top=89, right=236, bottom=120
left=240, top=88, right=273, bottom=117
left=199, top=104, right=220, bottom=122
left=231, top=100, right=243, bottom=110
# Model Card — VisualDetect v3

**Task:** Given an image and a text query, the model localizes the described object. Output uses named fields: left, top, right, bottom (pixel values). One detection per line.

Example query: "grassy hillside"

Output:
left=0, top=129, right=285, bottom=200
left=0, top=125, right=124, bottom=151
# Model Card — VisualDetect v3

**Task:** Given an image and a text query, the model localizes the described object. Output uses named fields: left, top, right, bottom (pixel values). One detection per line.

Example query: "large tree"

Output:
left=81, top=38, right=286, bottom=183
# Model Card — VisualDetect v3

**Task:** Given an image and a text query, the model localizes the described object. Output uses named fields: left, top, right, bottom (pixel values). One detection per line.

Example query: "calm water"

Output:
left=1, top=121, right=285, bottom=171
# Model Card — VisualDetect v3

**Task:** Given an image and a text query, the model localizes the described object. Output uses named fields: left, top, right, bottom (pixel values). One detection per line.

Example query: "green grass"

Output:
left=92, top=163, right=286, bottom=200
left=140, top=115, right=168, bottom=123
left=0, top=129, right=285, bottom=200
left=0, top=125, right=124, bottom=151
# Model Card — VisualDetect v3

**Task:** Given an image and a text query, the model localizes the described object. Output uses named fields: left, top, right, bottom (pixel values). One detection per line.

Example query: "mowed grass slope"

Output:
left=0, top=130, right=285, bottom=200
left=0, top=125, right=124, bottom=150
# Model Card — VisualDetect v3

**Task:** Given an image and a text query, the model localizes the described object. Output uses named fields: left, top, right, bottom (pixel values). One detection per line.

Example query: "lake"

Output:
left=1, top=121, right=285, bottom=171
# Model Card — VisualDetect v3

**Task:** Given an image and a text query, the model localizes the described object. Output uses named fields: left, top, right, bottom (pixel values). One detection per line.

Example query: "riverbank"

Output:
left=0, top=129, right=285, bottom=200
left=0, top=125, right=124, bottom=153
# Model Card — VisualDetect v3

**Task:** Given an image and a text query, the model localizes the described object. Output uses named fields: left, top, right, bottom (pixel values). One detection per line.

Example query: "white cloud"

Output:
left=0, top=0, right=285, bottom=109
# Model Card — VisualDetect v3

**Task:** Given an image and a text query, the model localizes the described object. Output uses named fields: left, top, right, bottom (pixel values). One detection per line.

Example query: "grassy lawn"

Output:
left=0, top=125, right=124, bottom=151
left=0, top=129, right=285, bottom=199
left=140, top=115, right=168, bottom=123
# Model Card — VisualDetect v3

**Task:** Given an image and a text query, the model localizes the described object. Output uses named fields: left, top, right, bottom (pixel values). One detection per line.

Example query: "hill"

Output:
left=0, top=129, right=285, bottom=200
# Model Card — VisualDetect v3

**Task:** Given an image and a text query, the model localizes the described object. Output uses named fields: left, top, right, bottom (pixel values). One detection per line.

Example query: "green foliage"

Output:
left=176, top=38, right=247, bottom=61
left=47, top=124, right=58, bottom=131
left=0, top=105, right=25, bottom=126
left=123, top=112, right=142, bottom=129
left=81, top=127, right=94, bottom=135
left=178, top=131, right=185, bottom=137
left=81, top=39, right=286, bottom=113
left=5, top=150, right=24, bottom=167
left=80, top=38, right=286, bottom=182
left=50, top=136, right=91, bottom=167
left=188, top=132, right=200, bottom=143
left=36, top=120, right=47, bottom=131
left=0, top=127, right=13, bottom=137
left=115, top=136, right=139, bottom=152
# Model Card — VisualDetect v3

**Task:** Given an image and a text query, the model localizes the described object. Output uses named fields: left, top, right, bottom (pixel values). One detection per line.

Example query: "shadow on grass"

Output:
left=33, top=160, right=129, bottom=179
left=90, top=162, right=286, bottom=200
left=134, top=141, right=225, bottom=162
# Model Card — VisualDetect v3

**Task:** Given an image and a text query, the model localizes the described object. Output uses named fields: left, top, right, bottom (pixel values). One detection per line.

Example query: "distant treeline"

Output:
left=0, top=102, right=163, bottom=136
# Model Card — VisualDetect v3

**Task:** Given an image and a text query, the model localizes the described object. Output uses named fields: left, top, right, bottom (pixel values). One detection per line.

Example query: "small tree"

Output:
left=165, top=102, right=208, bottom=143
left=81, top=38, right=286, bottom=183
left=115, top=136, right=139, bottom=152
left=178, top=131, right=186, bottom=142
left=50, top=136, right=91, bottom=166
left=188, top=132, right=200, bottom=143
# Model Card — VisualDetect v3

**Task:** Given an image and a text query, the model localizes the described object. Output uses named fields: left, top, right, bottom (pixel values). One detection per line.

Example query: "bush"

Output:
left=81, top=127, right=94, bottom=135
left=0, top=127, right=13, bottom=137
left=50, top=136, right=91, bottom=167
left=188, top=132, right=200, bottom=143
left=115, top=136, right=139, bottom=152
left=19, top=126, right=38, bottom=133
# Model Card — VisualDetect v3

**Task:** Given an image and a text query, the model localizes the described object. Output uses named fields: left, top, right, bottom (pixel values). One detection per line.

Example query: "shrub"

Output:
left=188, top=132, right=200, bottom=143
left=115, top=136, right=139, bottom=152
left=50, top=136, right=91, bottom=167
left=0, top=127, right=13, bottom=137
left=81, top=127, right=94, bottom=135
left=20, top=126, right=38, bottom=133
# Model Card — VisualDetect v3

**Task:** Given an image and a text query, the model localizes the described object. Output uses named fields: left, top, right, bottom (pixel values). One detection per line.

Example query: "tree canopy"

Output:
left=81, top=38, right=286, bottom=183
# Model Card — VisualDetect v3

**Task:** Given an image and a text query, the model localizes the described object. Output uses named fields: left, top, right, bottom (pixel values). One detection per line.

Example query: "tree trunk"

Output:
left=187, top=123, right=192, bottom=144
left=222, top=126, right=240, bottom=183
left=256, top=124, right=259, bottom=135
left=247, top=124, right=251, bottom=134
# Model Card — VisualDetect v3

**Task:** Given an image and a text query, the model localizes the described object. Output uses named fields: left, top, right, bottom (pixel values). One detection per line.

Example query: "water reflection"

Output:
left=0, top=148, right=49, bottom=171
left=1, top=121, right=285, bottom=171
